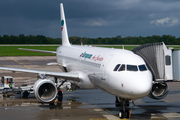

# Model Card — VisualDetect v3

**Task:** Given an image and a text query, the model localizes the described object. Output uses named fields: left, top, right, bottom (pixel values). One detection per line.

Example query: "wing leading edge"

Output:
left=0, top=67, right=80, bottom=82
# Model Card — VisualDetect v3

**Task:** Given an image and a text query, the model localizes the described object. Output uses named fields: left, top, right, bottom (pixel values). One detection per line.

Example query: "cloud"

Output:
left=150, top=17, right=179, bottom=27
left=1, top=0, right=180, bottom=38
left=82, top=19, right=108, bottom=27
left=148, top=13, right=155, bottom=18
left=112, top=0, right=141, bottom=9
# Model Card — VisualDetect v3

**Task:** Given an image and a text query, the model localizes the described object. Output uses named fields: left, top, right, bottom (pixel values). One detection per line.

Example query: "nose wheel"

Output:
left=119, top=110, right=129, bottom=119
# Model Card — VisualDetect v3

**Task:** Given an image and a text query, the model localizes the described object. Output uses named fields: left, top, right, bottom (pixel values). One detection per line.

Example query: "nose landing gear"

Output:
left=116, top=97, right=134, bottom=119
left=119, top=99, right=129, bottom=119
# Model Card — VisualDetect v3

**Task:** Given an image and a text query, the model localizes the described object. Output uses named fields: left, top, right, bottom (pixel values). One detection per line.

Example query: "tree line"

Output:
left=0, top=34, right=180, bottom=45
left=0, top=34, right=61, bottom=44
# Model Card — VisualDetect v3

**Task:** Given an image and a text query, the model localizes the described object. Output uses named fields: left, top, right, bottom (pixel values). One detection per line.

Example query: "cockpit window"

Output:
left=127, top=65, right=138, bottom=71
left=118, top=64, right=125, bottom=71
left=113, top=64, right=120, bottom=71
left=139, top=65, right=147, bottom=71
left=114, top=64, right=148, bottom=72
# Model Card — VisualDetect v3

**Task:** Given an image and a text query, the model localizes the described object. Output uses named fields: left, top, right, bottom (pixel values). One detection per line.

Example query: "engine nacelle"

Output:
left=148, top=82, right=169, bottom=100
left=34, top=79, right=57, bottom=102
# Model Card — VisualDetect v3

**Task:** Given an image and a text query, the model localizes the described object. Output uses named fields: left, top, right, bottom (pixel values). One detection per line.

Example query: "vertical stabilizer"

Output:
left=60, top=3, right=70, bottom=46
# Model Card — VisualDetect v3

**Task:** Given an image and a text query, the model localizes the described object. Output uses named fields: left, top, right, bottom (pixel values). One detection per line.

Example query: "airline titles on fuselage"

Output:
left=79, top=52, right=104, bottom=61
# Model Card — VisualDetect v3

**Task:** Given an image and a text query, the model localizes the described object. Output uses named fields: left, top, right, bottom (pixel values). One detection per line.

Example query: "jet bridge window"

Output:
left=127, top=65, right=138, bottom=71
left=165, top=55, right=171, bottom=65
left=139, top=65, right=147, bottom=71
left=118, top=64, right=125, bottom=71
left=113, top=64, right=121, bottom=71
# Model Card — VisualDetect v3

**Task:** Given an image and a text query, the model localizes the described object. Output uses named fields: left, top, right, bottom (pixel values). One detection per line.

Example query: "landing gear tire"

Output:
left=3, top=94, right=10, bottom=98
left=57, top=90, right=63, bottom=102
left=119, top=110, right=129, bottom=118
left=21, top=91, right=30, bottom=98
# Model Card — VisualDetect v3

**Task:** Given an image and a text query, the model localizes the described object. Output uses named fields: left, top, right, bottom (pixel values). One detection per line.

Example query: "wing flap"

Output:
left=0, top=67, right=80, bottom=82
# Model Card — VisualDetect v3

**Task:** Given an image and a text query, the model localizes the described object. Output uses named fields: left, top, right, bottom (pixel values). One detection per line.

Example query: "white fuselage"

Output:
left=56, top=45, right=152, bottom=100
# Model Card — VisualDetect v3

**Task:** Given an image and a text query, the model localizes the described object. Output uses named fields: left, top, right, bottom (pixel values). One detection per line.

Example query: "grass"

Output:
left=0, top=46, right=58, bottom=56
left=0, top=45, right=180, bottom=56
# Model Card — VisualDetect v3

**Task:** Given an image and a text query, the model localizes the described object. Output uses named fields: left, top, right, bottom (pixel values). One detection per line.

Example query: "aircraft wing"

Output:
left=0, top=67, right=80, bottom=82
left=18, top=48, right=57, bottom=54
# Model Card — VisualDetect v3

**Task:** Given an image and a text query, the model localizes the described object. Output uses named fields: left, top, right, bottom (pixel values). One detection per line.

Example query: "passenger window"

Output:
left=118, top=64, right=125, bottom=71
left=139, top=65, right=147, bottom=71
left=127, top=65, right=138, bottom=71
left=113, top=64, right=120, bottom=71
left=165, top=55, right=171, bottom=65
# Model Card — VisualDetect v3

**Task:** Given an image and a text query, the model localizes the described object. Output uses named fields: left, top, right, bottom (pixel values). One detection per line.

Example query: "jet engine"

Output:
left=34, top=79, right=57, bottom=102
left=148, top=82, right=169, bottom=100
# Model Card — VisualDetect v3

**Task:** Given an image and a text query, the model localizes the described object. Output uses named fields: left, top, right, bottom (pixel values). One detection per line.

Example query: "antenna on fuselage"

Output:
left=122, top=45, right=124, bottom=50
left=80, top=39, right=83, bottom=46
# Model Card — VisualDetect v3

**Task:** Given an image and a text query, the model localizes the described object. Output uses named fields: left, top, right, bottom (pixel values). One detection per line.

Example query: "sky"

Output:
left=0, top=0, right=180, bottom=38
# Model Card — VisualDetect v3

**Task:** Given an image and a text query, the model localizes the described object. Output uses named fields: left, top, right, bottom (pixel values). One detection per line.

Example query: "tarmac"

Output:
left=0, top=56, right=180, bottom=120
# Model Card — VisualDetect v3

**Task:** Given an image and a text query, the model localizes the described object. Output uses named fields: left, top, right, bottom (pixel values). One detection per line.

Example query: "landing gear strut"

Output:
left=116, top=97, right=129, bottom=107
left=116, top=97, right=130, bottom=119
left=57, top=90, right=63, bottom=101
left=55, top=77, right=64, bottom=102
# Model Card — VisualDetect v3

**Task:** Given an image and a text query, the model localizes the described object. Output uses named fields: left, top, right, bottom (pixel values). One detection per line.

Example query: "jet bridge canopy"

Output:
left=132, top=42, right=173, bottom=81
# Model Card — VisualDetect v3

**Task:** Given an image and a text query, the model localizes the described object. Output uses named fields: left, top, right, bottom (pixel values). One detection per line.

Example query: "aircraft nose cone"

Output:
left=110, top=71, right=152, bottom=99
left=131, top=74, right=152, bottom=98
left=132, top=81, right=152, bottom=97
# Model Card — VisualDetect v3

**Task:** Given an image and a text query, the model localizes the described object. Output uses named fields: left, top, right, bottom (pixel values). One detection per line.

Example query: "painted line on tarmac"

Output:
left=9, top=57, right=30, bottom=69
left=93, top=108, right=180, bottom=120
left=102, top=112, right=180, bottom=120
left=92, top=108, right=121, bottom=120
left=151, top=112, right=180, bottom=119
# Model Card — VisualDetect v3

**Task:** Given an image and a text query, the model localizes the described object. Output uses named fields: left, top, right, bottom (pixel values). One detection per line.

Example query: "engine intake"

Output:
left=34, top=79, right=57, bottom=102
left=148, top=82, right=169, bottom=100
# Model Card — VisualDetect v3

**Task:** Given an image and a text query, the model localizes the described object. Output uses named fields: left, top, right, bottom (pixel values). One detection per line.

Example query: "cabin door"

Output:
left=101, top=55, right=113, bottom=80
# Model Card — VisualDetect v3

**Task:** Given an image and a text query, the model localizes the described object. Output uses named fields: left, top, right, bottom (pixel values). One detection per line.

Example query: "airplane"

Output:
left=0, top=3, right=170, bottom=119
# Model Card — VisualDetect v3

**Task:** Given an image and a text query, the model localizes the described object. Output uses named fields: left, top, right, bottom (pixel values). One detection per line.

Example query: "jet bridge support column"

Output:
left=172, top=50, right=180, bottom=81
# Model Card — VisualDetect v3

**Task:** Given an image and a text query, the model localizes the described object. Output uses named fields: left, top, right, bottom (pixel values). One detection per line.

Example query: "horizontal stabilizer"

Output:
left=18, top=48, right=57, bottom=54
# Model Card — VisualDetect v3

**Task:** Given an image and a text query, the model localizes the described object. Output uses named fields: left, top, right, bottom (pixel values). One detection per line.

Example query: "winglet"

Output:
left=60, top=3, right=70, bottom=46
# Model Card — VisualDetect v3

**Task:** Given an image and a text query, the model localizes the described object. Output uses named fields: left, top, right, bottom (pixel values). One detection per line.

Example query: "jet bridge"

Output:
left=132, top=42, right=180, bottom=82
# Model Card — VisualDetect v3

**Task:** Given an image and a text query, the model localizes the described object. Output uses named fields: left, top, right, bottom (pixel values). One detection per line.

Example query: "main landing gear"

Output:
left=55, top=77, right=64, bottom=102
left=116, top=97, right=131, bottom=119
left=57, top=89, right=63, bottom=101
